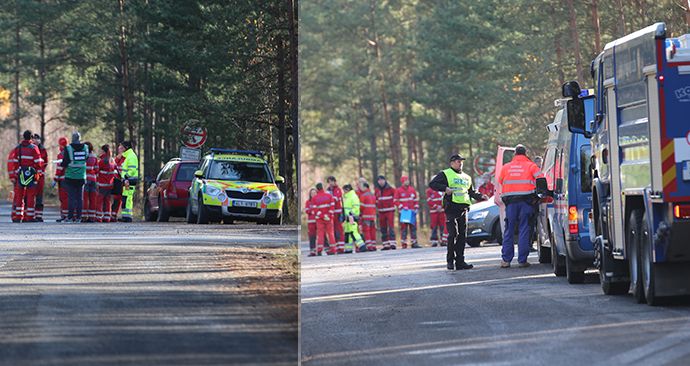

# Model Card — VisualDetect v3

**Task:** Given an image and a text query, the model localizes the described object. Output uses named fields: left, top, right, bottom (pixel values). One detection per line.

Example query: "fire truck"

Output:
left=565, top=23, right=690, bottom=305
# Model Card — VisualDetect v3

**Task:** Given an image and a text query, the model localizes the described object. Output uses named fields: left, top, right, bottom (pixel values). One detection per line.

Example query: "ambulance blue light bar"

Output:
left=579, top=89, right=594, bottom=97
left=209, top=148, right=265, bottom=158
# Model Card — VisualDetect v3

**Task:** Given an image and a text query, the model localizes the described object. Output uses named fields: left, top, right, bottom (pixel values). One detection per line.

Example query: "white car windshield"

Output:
left=207, top=161, right=272, bottom=183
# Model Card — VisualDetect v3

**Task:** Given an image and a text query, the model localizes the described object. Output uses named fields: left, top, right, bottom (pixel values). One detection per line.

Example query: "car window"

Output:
left=162, top=163, right=175, bottom=180
left=157, top=163, right=170, bottom=181
left=580, top=145, right=592, bottom=193
left=207, top=161, right=272, bottom=183
left=176, top=163, right=197, bottom=182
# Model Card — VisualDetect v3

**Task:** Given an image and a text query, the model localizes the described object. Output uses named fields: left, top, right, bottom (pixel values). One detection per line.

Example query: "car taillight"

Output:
left=674, top=204, right=690, bottom=219
left=568, top=205, right=578, bottom=234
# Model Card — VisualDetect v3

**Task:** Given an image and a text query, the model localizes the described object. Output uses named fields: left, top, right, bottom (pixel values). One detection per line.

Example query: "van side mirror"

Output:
left=194, top=170, right=204, bottom=178
left=562, top=81, right=581, bottom=98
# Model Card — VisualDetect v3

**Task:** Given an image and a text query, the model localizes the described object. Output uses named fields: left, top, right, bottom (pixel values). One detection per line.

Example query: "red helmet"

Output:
left=58, top=137, right=68, bottom=147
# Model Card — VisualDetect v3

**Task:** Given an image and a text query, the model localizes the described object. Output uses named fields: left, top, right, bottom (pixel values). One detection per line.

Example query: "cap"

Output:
left=515, top=144, right=527, bottom=155
left=449, top=154, right=466, bottom=162
left=58, top=137, right=68, bottom=147
left=72, top=131, right=81, bottom=143
left=401, top=176, right=409, bottom=184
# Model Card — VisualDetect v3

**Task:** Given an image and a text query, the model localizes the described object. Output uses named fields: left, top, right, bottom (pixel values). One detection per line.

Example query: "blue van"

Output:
left=536, top=95, right=593, bottom=284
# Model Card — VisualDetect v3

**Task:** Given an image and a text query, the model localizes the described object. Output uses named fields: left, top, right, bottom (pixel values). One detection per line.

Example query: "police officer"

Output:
left=429, top=154, right=487, bottom=270
left=497, top=144, right=544, bottom=268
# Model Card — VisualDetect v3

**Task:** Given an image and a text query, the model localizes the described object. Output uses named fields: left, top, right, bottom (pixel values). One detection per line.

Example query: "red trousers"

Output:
left=316, top=220, right=336, bottom=253
left=58, top=182, right=68, bottom=219
left=430, top=211, right=446, bottom=244
left=333, top=214, right=344, bottom=246
left=361, top=220, right=377, bottom=247
left=83, top=189, right=97, bottom=221
left=12, top=183, right=36, bottom=222
left=96, top=190, right=112, bottom=222
left=308, top=222, right=316, bottom=253
left=378, top=210, right=396, bottom=247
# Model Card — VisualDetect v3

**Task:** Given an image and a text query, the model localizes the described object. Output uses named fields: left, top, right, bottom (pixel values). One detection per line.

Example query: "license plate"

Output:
left=233, top=200, right=257, bottom=208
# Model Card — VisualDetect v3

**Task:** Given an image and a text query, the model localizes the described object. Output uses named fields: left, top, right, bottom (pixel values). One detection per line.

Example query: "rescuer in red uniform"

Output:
left=426, top=186, right=446, bottom=247
left=54, top=137, right=69, bottom=221
left=359, top=182, right=378, bottom=251
left=395, top=176, right=421, bottom=248
left=96, top=144, right=117, bottom=223
left=375, top=175, right=397, bottom=250
left=327, top=176, right=345, bottom=253
left=31, top=134, right=48, bottom=222
left=111, top=144, right=126, bottom=222
left=82, top=141, right=98, bottom=222
left=7, top=130, right=44, bottom=222
left=305, top=188, right=319, bottom=256
left=313, top=183, right=337, bottom=255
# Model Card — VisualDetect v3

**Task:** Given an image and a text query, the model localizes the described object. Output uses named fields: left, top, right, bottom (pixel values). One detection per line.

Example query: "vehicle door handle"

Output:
left=602, top=148, right=608, bottom=164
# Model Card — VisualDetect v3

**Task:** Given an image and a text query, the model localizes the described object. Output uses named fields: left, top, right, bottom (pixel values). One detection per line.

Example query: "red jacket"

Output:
left=375, top=183, right=396, bottom=214
left=425, top=187, right=444, bottom=214
left=360, top=190, right=377, bottom=221
left=304, top=198, right=316, bottom=224
left=7, top=140, right=43, bottom=183
left=55, top=148, right=65, bottom=182
left=498, top=155, right=544, bottom=199
left=97, top=154, right=117, bottom=189
left=327, top=185, right=343, bottom=215
left=114, top=155, right=125, bottom=179
left=37, top=145, right=48, bottom=178
left=86, top=152, right=98, bottom=182
left=395, top=185, right=419, bottom=211
left=311, top=190, right=335, bottom=222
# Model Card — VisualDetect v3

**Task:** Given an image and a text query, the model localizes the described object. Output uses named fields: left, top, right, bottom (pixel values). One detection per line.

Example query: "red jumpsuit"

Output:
left=55, top=148, right=68, bottom=220
left=360, top=189, right=377, bottom=251
left=395, top=184, right=419, bottom=248
left=111, top=155, right=125, bottom=222
left=96, top=154, right=116, bottom=222
left=83, top=152, right=98, bottom=222
left=305, top=197, right=317, bottom=255
left=7, top=140, right=43, bottom=222
left=34, top=144, right=48, bottom=221
left=375, top=182, right=397, bottom=249
left=327, top=184, right=345, bottom=252
left=426, top=188, right=447, bottom=246
left=312, top=190, right=337, bottom=255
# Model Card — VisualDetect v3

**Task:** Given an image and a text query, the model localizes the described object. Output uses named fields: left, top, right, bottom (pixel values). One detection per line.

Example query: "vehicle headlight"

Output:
left=268, top=190, right=284, bottom=201
left=205, top=185, right=221, bottom=196
left=470, top=210, right=489, bottom=220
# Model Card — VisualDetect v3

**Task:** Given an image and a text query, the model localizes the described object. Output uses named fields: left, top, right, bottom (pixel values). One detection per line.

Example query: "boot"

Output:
left=390, top=244, right=397, bottom=250
left=358, top=245, right=367, bottom=253
left=411, top=243, right=422, bottom=249
left=308, top=251, right=317, bottom=257
left=326, top=248, right=337, bottom=255
left=402, top=243, right=408, bottom=249
left=381, top=244, right=390, bottom=251
left=367, top=245, right=377, bottom=252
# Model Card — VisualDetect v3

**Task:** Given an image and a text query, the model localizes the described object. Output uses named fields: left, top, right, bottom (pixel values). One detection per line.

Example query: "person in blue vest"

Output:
left=60, top=132, right=89, bottom=222
left=429, top=154, right=488, bottom=270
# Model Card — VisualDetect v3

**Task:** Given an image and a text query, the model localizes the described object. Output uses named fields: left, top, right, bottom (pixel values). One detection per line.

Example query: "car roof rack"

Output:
left=209, top=148, right=265, bottom=158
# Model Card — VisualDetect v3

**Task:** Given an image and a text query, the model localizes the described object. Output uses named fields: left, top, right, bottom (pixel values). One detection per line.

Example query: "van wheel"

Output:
left=566, top=254, right=585, bottom=284
left=466, top=239, right=481, bottom=248
left=144, top=200, right=156, bottom=222
left=196, top=194, right=210, bottom=224
left=157, top=196, right=170, bottom=222
left=537, top=224, right=551, bottom=264
left=628, top=209, right=645, bottom=303
left=641, top=212, right=662, bottom=306
left=551, top=232, right=566, bottom=277
left=186, top=196, right=197, bottom=224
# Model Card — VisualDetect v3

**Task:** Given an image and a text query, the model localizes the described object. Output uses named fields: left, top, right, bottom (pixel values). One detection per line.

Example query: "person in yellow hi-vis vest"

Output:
left=342, top=184, right=367, bottom=254
left=118, top=141, right=139, bottom=222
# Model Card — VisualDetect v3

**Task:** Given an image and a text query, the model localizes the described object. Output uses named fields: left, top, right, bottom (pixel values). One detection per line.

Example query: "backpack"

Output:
left=15, top=145, right=36, bottom=187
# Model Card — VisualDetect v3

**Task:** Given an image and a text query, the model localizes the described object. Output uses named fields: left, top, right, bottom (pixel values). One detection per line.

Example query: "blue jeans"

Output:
left=502, top=200, right=535, bottom=263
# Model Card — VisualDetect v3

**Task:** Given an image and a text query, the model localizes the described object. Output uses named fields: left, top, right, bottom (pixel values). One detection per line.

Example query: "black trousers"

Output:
left=64, top=178, right=85, bottom=220
left=446, top=209, right=468, bottom=265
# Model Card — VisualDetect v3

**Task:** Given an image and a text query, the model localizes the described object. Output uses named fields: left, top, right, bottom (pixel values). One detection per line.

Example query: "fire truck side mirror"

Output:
left=561, top=81, right=581, bottom=98
left=566, top=99, right=589, bottom=137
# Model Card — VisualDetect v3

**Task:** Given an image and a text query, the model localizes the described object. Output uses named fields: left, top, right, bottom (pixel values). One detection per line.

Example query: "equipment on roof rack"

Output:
left=209, top=148, right=265, bottom=158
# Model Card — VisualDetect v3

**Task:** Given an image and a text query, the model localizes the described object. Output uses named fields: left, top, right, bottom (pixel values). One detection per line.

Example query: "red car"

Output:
left=144, top=159, right=198, bottom=222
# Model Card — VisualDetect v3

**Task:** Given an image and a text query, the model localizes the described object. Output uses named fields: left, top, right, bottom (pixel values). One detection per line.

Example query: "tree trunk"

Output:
left=554, top=32, right=565, bottom=87
left=591, top=0, right=601, bottom=53
left=566, top=0, right=584, bottom=85
left=39, top=18, right=46, bottom=141
left=143, top=62, right=153, bottom=180
left=415, top=137, right=425, bottom=227
left=288, top=0, right=299, bottom=211
left=118, top=0, right=134, bottom=143
left=277, top=36, right=287, bottom=185
left=616, top=0, right=626, bottom=37
left=465, top=112, right=474, bottom=175
left=14, top=20, right=20, bottom=142
left=365, top=100, right=378, bottom=181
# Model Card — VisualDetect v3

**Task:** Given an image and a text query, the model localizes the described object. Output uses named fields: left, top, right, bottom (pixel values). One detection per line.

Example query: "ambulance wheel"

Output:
left=566, top=255, right=585, bottom=284
left=144, top=200, right=156, bottom=222
left=466, top=239, right=481, bottom=248
left=157, top=196, right=170, bottom=222
left=641, top=212, right=662, bottom=306
left=186, top=197, right=197, bottom=224
left=551, top=233, right=566, bottom=277
left=627, top=209, right=645, bottom=303
left=196, top=194, right=210, bottom=224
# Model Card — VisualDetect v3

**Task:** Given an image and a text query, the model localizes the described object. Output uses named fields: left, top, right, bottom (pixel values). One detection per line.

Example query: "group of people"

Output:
left=305, top=145, right=545, bottom=272
left=7, top=130, right=139, bottom=223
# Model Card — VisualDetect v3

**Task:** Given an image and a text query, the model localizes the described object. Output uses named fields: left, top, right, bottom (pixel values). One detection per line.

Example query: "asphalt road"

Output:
left=0, top=202, right=298, bottom=366
left=301, top=241, right=690, bottom=366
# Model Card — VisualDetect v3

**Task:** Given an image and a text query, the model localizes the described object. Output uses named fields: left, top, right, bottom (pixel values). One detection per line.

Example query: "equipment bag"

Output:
left=18, top=166, right=37, bottom=187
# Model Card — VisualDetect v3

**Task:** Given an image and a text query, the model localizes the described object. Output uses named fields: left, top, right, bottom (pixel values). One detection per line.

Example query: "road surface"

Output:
left=301, top=242, right=690, bottom=365
left=0, top=202, right=298, bottom=365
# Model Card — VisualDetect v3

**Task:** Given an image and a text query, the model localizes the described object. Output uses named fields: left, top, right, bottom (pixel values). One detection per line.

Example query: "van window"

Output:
left=580, top=145, right=592, bottom=193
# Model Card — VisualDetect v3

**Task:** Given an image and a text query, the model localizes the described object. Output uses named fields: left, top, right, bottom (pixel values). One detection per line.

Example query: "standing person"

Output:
left=342, top=184, right=366, bottom=253
left=7, top=130, right=43, bottom=222
left=497, top=144, right=544, bottom=268
left=395, top=176, right=420, bottom=249
left=83, top=142, right=98, bottom=222
left=312, top=183, right=337, bottom=255
left=61, top=132, right=89, bottom=222
left=326, top=176, right=345, bottom=253
left=32, top=134, right=48, bottom=222
left=359, top=182, right=378, bottom=251
left=429, top=154, right=487, bottom=270
left=375, top=175, right=397, bottom=250
left=96, top=144, right=116, bottom=222
left=118, top=141, right=139, bottom=222
left=305, top=188, right=318, bottom=256
left=54, top=137, right=69, bottom=222
left=426, top=185, right=445, bottom=247
left=355, top=177, right=368, bottom=199
left=111, top=144, right=125, bottom=222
